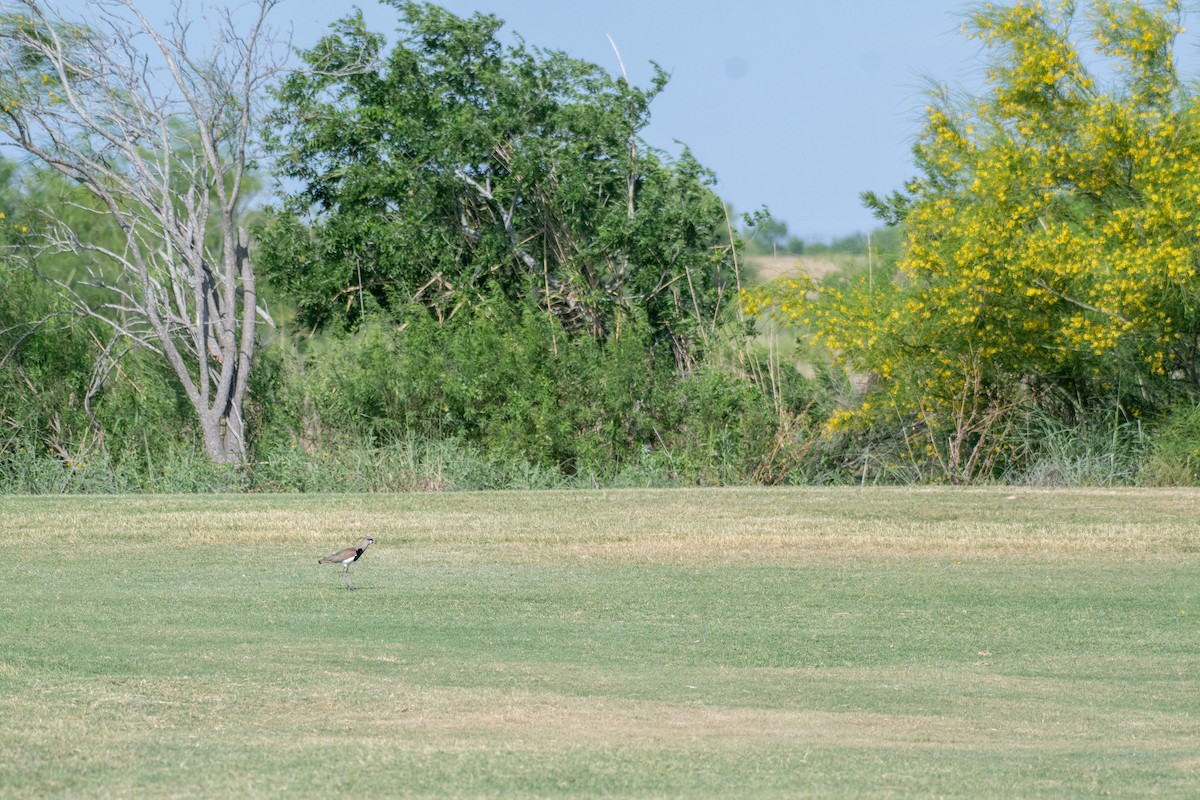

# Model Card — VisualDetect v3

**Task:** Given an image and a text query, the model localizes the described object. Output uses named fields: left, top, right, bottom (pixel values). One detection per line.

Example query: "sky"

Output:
left=286, top=0, right=985, bottom=242
left=134, top=0, right=991, bottom=241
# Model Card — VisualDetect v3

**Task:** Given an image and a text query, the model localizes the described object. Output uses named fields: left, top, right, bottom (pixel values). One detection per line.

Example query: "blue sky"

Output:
left=275, top=0, right=984, bottom=242
left=125, top=0, right=987, bottom=240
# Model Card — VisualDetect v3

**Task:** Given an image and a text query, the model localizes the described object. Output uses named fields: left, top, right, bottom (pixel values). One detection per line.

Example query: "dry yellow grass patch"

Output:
left=3, top=487, right=1197, bottom=564
left=745, top=254, right=851, bottom=282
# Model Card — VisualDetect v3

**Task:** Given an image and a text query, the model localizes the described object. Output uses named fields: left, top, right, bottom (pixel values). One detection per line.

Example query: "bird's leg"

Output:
left=342, top=565, right=355, bottom=591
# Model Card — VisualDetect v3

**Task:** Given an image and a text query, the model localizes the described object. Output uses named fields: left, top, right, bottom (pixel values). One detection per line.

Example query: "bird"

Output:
left=318, top=536, right=376, bottom=590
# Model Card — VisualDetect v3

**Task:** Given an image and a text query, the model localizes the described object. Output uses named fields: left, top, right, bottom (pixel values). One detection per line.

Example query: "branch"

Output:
left=1031, top=279, right=1131, bottom=325
left=0, top=0, right=283, bottom=463
left=454, top=168, right=539, bottom=273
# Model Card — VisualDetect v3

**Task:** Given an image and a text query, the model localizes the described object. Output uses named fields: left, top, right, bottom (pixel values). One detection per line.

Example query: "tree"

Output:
left=744, top=216, right=789, bottom=254
left=258, top=1, right=734, bottom=363
left=0, top=0, right=280, bottom=464
left=746, top=0, right=1200, bottom=478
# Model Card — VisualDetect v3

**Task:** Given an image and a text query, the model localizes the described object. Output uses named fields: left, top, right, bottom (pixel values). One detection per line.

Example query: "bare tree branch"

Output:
left=0, top=0, right=283, bottom=464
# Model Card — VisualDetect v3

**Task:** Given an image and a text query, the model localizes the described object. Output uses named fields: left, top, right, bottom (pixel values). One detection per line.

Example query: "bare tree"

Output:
left=0, top=0, right=280, bottom=464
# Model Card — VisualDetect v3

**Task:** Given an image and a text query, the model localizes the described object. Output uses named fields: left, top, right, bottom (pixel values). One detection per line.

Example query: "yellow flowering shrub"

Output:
left=745, top=0, right=1200, bottom=480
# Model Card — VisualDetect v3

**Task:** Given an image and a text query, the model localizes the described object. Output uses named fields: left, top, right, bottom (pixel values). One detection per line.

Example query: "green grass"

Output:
left=1, top=488, right=1197, bottom=798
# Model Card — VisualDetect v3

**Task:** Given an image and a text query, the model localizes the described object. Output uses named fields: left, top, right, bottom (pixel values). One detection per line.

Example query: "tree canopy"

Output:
left=258, top=1, right=735, bottom=362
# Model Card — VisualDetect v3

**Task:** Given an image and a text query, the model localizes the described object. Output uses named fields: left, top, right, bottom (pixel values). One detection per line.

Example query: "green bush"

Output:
left=1140, top=402, right=1200, bottom=486
left=290, top=303, right=679, bottom=481
left=663, top=365, right=780, bottom=484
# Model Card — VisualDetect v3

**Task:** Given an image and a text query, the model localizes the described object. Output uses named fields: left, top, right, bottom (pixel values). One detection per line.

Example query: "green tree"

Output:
left=258, top=1, right=734, bottom=362
left=0, top=158, right=112, bottom=467
left=743, top=216, right=790, bottom=254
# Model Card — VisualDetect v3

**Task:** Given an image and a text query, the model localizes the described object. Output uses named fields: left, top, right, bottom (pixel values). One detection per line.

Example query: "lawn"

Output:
left=0, top=488, right=1196, bottom=797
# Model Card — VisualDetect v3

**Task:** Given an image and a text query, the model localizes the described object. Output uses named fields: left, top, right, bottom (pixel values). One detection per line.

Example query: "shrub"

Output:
left=745, top=0, right=1200, bottom=483
left=1140, top=401, right=1200, bottom=486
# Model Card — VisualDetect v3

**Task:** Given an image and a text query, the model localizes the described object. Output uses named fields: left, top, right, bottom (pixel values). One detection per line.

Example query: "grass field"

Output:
left=1, top=488, right=1197, bottom=798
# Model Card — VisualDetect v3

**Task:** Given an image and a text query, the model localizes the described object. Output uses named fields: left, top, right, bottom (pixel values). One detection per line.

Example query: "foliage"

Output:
left=258, top=1, right=734, bottom=361
left=745, top=0, right=1200, bottom=481
left=0, top=269, right=96, bottom=460
left=11, top=1, right=1200, bottom=490
left=0, top=156, right=247, bottom=480
left=2, top=4, right=826, bottom=493
left=742, top=215, right=792, bottom=254
left=266, top=305, right=804, bottom=484
left=1140, top=400, right=1200, bottom=485
left=0, top=0, right=279, bottom=465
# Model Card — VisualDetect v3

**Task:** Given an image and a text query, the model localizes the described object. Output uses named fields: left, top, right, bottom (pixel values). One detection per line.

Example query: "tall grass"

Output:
left=0, top=410, right=1178, bottom=493
left=1010, top=408, right=1152, bottom=487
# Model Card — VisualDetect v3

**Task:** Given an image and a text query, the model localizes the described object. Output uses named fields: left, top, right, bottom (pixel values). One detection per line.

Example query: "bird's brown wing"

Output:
left=318, top=547, right=356, bottom=564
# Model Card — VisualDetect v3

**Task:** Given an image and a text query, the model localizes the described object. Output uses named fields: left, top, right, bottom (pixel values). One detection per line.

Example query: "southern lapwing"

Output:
left=318, top=536, right=376, bottom=590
